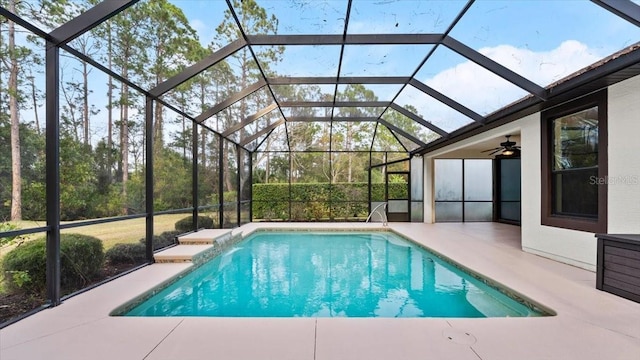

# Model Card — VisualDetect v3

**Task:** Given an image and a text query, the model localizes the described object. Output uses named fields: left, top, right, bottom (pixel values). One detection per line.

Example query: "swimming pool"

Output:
left=122, top=231, right=549, bottom=318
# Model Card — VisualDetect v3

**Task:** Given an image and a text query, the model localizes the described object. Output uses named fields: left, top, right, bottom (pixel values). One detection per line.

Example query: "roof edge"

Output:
left=419, top=43, right=640, bottom=155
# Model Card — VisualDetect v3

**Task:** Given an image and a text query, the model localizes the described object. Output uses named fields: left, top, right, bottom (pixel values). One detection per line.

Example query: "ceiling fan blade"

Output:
left=488, top=149, right=503, bottom=156
left=481, top=147, right=501, bottom=153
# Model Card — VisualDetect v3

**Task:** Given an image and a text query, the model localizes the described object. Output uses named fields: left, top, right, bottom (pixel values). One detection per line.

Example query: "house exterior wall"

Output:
left=423, top=74, right=640, bottom=271
left=518, top=113, right=598, bottom=271
left=606, top=75, right=640, bottom=234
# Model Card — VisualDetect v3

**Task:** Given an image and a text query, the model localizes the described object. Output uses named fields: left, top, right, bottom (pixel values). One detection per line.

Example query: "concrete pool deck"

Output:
left=1, top=222, right=639, bottom=359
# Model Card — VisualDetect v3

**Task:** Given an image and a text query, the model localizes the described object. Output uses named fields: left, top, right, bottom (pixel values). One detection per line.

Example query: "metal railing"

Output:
left=366, top=202, right=388, bottom=226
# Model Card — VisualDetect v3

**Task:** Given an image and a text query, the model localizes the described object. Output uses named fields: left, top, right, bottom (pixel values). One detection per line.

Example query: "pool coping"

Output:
left=3, top=222, right=640, bottom=360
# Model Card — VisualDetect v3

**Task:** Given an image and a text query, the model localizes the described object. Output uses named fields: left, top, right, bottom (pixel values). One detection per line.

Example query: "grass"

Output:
left=1, top=213, right=191, bottom=254
left=0, top=213, right=191, bottom=295
left=60, top=214, right=187, bottom=250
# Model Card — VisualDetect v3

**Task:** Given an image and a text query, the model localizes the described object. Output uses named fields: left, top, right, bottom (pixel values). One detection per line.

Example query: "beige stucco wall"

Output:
left=422, top=74, right=640, bottom=271
left=518, top=113, right=597, bottom=271
left=606, top=75, right=640, bottom=233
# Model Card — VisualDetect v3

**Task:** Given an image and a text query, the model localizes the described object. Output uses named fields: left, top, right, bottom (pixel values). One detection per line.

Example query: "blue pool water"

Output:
left=124, top=231, right=545, bottom=318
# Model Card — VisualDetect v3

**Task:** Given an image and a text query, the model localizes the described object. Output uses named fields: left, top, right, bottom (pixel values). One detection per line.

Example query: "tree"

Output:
left=0, top=122, right=45, bottom=220
left=72, top=29, right=101, bottom=147
left=139, top=0, right=199, bottom=149
left=0, top=0, right=34, bottom=221
left=58, top=135, right=96, bottom=220
left=151, top=148, right=192, bottom=211
left=332, top=84, right=377, bottom=182
left=190, top=45, right=232, bottom=209
left=59, top=64, right=98, bottom=143
left=0, top=0, right=67, bottom=221
left=88, top=17, right=117, bottom=185
left=168, top=39, right=212, bottom=161
left=214, top=0, right=282, bottom=191
left=108, top=5, right=147, bottom=212
left=44, top=0, right=101, bottom=147
left=25, top=71, right=42, bottom=135
left=257, top=84, right=329, bottom=183
left=382, top=104, right=438, bottom=149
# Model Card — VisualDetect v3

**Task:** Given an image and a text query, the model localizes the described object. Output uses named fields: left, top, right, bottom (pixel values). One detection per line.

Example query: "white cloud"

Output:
left=190, top=19, right=215, bottom=46
left=416, top=40, right=602, bottom=118
left=479, top=40, right=601, bottom=86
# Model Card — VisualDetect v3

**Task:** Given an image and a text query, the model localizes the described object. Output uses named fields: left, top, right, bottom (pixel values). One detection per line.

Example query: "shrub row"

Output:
left=104, top=230, right=182, bottom=265
left=1, top=229, right=184, bottom=294
left=1, top=234, right=104, bottom=295
left=252, top=182, right=406, bottom=220
left=105, top=243, right=146, bottom=265
left=174, top=216, right=214, bottom=232
left=1, top=217, right=207, bottom=297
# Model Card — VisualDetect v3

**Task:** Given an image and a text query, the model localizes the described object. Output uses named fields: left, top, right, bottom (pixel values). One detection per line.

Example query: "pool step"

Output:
left=177, top=229, right=233, bottom=245
left=154, top=245, right=213, bottom=263
left=154, top=229, right=234, bottom=263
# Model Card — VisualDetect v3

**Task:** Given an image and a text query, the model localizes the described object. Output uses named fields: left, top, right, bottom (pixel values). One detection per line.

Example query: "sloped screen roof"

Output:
left=163, top=0, right=640, bottom=153
left=5, top=0, right=639, bottom=154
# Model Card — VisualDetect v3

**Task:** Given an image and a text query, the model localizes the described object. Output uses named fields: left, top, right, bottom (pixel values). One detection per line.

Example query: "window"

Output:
left=541, top=90, right=607, bottom=233
left=434, top=159, right=493, bottom=222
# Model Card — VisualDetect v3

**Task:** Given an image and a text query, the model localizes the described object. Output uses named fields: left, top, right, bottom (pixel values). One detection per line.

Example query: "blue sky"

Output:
left=6, top=0, right=640, bottom=147
left=169, top=0, right=640, bottom=131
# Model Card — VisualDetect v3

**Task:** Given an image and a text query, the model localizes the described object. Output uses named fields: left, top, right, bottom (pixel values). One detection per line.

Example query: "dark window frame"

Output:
left=541, top=90, right=608, bottom=233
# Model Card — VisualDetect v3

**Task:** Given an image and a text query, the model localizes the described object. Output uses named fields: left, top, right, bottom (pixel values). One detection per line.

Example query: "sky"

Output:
left=5, top=0, right=640, bottom=148
left=168, top=0, right=640, bottom=137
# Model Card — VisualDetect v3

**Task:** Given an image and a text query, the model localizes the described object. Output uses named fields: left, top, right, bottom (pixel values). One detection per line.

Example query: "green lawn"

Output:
left=0, top=214, right=194, bottom=296
left=60, top=214, right=187, bottom=250
left=1, top=213, right=190, bottom=255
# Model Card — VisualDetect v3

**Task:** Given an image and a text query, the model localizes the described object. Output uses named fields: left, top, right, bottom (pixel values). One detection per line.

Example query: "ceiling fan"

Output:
left=482, top=135, right=521, bottom=156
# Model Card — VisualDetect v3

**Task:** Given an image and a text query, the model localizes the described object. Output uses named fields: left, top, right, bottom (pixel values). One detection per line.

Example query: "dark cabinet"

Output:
left=596, top=234, right=640, bottom=303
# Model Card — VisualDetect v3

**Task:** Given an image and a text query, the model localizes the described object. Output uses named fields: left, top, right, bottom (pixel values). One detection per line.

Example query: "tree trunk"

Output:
left=153, top=92, right=163, bottom=150
left=60, top=72, right=79, bottom=142
left=153, top=44, right=164, bottom=150
left=83, top=60, right=89, bottom=146
left=120, top=61, right=130, bottom=214
left=181, top=92, right=186, bottom=159
left=265, top=153, right=270, bottom=184
left=223, top=141, right=233, bottom=191
left=382, top=152, right=387, bottom=178
left=347, top=124, right=353, bottom=182
left=222, top=47, right=249, bottom=192
left=9, top=1, right=22, bottom=221
left=200, top=81, right=206, bottom=169
left=107, top=22, right=113, bottom=182
left=182, top=113, right=186, bottom=159
left=29, top=73, right=40, bottom=135
left=348, top=154, right=352, bottom=182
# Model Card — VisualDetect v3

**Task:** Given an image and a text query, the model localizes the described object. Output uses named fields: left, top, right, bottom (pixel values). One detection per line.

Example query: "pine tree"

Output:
left=1, top=0, right=25, bottom=220
left=213, top=0, right=283, bottom=193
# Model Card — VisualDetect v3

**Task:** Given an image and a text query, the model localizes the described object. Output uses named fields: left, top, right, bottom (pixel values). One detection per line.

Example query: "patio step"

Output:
left=153, top=244, right=213, bottom=263
left=154, top=229, right=235, bottom=263
left=177, top=229, right=233, bottom=245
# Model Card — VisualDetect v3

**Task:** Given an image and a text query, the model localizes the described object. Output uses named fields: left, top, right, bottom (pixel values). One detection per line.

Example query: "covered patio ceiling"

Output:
left=4, top=0, right=640, bottom=154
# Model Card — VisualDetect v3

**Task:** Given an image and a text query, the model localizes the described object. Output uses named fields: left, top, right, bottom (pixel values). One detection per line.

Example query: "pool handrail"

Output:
left=366, top=202, right=388, bottom=226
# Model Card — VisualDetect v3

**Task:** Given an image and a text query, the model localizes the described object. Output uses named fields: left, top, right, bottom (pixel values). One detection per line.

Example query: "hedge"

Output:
left=1, top=234, right=104, bottom=295
left=139, top=230, right=181, bottom=251
left=105, top=230, right=181, bottom=265
left=252, top=182, right=407, bottom=220
left=105, top=243, right=146, bottom=265
left=175, top=216, right=214, bottom=232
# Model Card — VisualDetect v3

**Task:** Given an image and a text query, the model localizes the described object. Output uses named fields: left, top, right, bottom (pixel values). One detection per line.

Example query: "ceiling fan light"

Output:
left=502, top=149, right=515, bottom=156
